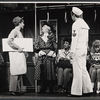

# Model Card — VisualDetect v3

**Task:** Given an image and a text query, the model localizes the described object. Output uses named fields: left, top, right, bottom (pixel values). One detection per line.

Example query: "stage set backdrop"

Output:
left=0, top=3, right=99, bottom=92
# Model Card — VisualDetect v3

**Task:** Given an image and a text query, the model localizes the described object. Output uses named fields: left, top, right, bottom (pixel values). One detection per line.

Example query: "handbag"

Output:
left=92, top=64, right=100, bottom=69
left=58, top=59, right=71, bottom=68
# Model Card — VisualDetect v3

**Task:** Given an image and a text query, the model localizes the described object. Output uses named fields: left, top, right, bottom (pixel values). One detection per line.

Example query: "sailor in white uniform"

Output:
left=70, top=7, right=93, bottom=96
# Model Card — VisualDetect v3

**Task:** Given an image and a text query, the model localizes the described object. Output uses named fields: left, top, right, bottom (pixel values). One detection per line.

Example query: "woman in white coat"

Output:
left=7, top=16, right=28, bottom=96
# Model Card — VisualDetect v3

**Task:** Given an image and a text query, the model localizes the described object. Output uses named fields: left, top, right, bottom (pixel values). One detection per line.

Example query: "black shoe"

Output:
left=67, top=94, right=71, bottom=97
left=38, top=89, right=46, bottom=94
left=83, top=92, right=93, bottom=97
left=66, top=91, right=71, bottom=96
left=49, top=90, right=53, bottom=94
left=10, top=92, right=19, bottom=96
left=58, top=88, right=64, bottom=94
left=70, top=94, right=82, bottom=97
left=19, top=92, right=25, bottom=95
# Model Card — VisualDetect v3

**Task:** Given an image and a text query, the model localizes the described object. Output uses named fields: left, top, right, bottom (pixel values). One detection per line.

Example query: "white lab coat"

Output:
left=70, top=18, right=93, bottom=95
left=8, top=27, right=27, bottom=75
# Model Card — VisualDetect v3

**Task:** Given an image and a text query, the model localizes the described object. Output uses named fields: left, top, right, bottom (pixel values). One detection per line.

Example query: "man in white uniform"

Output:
left=70, top=7, right=93, bottom=96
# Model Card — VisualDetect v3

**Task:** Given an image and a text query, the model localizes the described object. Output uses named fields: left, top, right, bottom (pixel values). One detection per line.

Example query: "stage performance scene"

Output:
left=0, top=2, right=100, bottom=100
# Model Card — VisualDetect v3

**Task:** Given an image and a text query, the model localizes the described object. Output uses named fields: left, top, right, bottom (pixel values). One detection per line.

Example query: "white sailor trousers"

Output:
left=71, top=49, right=93, bottom=95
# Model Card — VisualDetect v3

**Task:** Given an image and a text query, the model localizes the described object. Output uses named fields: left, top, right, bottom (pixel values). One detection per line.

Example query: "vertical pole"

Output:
left=34, top=3, right=38, bottom=93
left=35, top=3, right=37, bottom=41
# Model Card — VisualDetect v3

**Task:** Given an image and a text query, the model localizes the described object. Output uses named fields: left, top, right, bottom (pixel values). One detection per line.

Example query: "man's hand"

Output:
left=70, top=52, right=75, bottom=60
left=18, top=47, right=24, bottom=53
left=60, top=57, right=65, bottom=60
left=64, top=58, right=69, bottom=60
left=25, top=52, right=29, bottom=58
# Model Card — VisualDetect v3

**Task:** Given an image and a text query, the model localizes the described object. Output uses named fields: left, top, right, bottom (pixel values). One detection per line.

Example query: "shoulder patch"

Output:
left=72, top=30, right=77, bottom=37
left=73, top=33, right=76, bottom=37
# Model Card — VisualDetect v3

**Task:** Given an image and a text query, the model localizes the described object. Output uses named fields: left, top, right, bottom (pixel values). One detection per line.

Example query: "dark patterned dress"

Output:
left=34, top=36, right=57, bottom=81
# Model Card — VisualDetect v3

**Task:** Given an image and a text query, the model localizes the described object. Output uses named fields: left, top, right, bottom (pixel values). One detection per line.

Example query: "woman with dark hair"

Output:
left=7, top=16, right=28, bottom=96
left=34, top=22, right=57, bottom=93
left=56, top=37, right=72, bottom=95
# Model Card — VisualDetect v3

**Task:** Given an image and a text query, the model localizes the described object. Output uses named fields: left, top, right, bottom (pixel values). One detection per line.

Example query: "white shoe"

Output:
left=97, top=82, right=100, bottom=94
left=96, top=90, right=100, bottom=94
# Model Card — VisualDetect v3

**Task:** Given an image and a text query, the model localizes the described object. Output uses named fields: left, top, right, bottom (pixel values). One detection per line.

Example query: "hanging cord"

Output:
left=47, top=6, right=49, bottom=22
left=94, top=4, right=97, bottom=33
left=94, top=4, right=97, bottom=22
left=94, top=9, right=97, bottom=22
left=47, top=12, right=49, bottom=22
left=64, top=11, right=67, bottom=23
left=64, top=5, right=67, bottom=23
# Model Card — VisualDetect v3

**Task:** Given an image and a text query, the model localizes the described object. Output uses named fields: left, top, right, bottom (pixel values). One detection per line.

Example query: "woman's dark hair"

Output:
left=63, top=37, right=71, bottom=44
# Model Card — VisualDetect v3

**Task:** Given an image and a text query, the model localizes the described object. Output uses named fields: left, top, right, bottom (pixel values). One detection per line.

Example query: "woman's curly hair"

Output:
left=91, top=40, right=100, bottom=53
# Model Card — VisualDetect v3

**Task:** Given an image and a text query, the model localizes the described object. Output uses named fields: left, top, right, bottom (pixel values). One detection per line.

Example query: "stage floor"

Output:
left=0, top=92, right=99, bottom=100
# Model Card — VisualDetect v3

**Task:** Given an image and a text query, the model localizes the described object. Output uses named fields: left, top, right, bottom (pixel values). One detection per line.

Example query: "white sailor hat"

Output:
left=72, top=7, right=83, bottom=16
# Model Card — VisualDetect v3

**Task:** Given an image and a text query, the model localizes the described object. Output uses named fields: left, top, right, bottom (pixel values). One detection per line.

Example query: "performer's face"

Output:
left=19, top=21, right=24, bottom=29
left=64, top=41, right=69, bottom=49
left=71, top=12, right=75, bottom=22
left=95, top=46, right=100, bottom=53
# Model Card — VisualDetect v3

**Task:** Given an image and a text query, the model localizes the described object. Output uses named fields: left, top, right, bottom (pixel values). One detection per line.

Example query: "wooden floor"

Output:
left=0, top=92, right=100, bottom=100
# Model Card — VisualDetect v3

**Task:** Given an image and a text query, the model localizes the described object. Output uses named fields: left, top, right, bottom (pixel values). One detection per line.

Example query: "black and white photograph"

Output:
left=0, top=2, right=100, bottom=100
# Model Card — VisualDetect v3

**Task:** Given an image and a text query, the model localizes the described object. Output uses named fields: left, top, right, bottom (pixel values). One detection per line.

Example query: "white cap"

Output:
left=72, top=7, right=83, bottom=16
